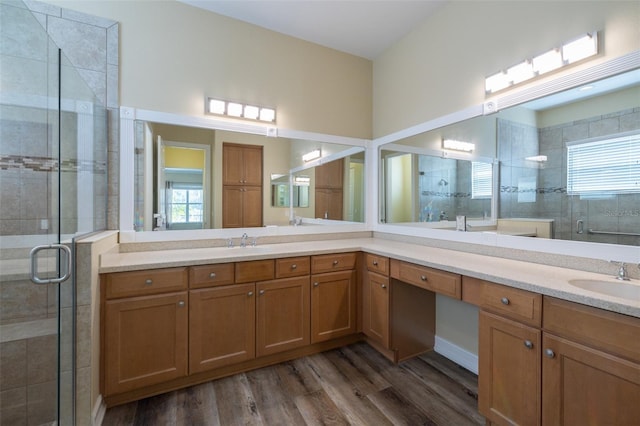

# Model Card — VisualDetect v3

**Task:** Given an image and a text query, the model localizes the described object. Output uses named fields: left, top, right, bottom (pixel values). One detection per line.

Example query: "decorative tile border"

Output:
left=0, top=155, right=106, bottom=173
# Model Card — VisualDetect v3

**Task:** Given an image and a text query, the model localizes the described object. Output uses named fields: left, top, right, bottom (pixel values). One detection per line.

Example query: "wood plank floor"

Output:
left=102, top=342, right=483, bottom=425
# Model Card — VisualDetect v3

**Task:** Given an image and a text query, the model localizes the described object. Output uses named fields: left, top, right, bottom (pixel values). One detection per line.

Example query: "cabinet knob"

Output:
left=381, top=284, right=387, bottom=289
left=545, top=349, right=555, bottom=358
left=177, top=301, right=185, bottom=307
left=420, top=275, right=427, bottom=281
left=501, top=297, right=510, bottom=305
left=145, top=279, right=153, bottom=286
left=209, top=272, right=216, bottom=279
left=524, top=340, right=533, bottom=349
left=313, top=282, right=319, bottom=287
left=373, top=260, right=378, bottom=266
left=259, top=289, right=265, bottom=295
left=291, top=264, right=297, bottom=270
left=248, top=291, right=253, bottom=297
left=333, top=260, right=339, bottom=266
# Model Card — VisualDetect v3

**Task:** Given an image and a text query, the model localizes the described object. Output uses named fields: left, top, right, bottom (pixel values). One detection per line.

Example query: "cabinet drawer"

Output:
left=543, top=297, right=640, bottom=363
left=236, top=260, right=275, bottom=283
left=189, top=263, right=235, bottom=289
left=390, top=260, right=461, bottom=299
left=480, top=281, right=541, bottom=327
left=365, top=253, right=389, bottom=275
left=311, top=252, right=357, bottom=274
left=104, top=267, right=188, bottom=299
left=276, top=256, right=310, bottom=278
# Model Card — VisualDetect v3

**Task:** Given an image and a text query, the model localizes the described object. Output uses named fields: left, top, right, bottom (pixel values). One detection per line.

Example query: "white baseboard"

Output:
left=92, top=394, right=106, bottom=426
left=434, top=336, right=478, bottom=375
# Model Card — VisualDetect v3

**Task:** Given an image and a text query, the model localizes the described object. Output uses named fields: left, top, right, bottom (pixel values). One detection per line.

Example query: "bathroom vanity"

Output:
left=99, top=237, right=640, bottom=423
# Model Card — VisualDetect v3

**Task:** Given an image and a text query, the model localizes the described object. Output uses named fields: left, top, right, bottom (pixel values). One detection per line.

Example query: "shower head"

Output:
left=438, top=178, right=448, bottom=186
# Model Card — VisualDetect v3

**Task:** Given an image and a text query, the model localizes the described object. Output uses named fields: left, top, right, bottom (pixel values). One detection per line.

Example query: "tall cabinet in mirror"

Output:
left=222, top=143, right=263, bottom=228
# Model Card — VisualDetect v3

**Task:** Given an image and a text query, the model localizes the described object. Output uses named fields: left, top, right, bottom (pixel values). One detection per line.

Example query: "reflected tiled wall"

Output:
left=498, top=107, right=640, bottom=246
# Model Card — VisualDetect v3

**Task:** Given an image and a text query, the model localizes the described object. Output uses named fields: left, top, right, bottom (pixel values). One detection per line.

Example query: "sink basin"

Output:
left=568, top=279, right=640, bottom=300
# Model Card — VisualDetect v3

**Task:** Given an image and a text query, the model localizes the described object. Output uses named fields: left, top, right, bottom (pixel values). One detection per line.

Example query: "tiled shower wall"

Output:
left=498, top=106, right=640, bottom=246
left=418, top=155, right=491, bottom=222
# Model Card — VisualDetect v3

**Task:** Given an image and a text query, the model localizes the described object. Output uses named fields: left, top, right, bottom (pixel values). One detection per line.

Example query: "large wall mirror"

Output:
left=132, top=120, right=366, bottom=231
left=380, top=68, right=640, bottom=247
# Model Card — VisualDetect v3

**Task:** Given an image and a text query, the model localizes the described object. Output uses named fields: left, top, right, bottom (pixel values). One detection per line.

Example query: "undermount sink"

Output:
left=568, top=279, right=640, bottom=300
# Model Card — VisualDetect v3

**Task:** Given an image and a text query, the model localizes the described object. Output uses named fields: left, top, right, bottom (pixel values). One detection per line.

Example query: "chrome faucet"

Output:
left=610, top=261, right=630, bottom=281
left=240, top=233, right=248, bottom=247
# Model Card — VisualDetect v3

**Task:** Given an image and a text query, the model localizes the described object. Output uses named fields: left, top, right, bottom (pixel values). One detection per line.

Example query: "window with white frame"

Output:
left=567, top=132, right=640, bottom=195
left=472, top=161, right=493, bottom=199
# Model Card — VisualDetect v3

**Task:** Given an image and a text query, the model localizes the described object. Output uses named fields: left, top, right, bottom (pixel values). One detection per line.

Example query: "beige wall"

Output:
left=47, top=0, right=372, bottom=139
left=373, top=1, right=640, bottom=137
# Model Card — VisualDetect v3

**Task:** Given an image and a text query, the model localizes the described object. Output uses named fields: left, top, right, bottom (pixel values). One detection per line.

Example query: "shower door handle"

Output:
left=30, top=244, right=72, bottom=285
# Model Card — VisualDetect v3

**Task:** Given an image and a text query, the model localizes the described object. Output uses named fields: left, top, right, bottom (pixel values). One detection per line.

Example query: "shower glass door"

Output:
left=0, top=2, right=107, bottom=424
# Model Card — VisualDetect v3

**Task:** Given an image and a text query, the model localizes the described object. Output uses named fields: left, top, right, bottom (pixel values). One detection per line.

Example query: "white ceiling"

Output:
left=178, top=0, right=445, bottom=60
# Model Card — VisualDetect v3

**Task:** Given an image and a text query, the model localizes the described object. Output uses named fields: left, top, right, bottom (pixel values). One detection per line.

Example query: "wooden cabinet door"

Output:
left=241, top=145, right=263, bottom=186
left=189, top=284, right=255, bottom=374
left=479, top=310, right=541, bottom=426
left=542, top=333, right=640, bottom=425
left=315, top=188, right=343, bottom=220
left=362, top=271, right=390, bottom=348
left=315, top=158, right=343, bottom=189
left=311, top=270, right=357, bottom=343
left=243, top=185, right=263, bottom=227
left=256, top=276, right=310, bottom=357
left=104, top=292, right=188, bottom=395
left=222, top=186, right=243, bottom=228
left=223, top=144, right=244, bottom=185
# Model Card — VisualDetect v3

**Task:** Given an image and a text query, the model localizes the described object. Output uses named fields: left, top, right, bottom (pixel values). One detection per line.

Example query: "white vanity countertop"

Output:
left=100, top=237, right=640, bottom=318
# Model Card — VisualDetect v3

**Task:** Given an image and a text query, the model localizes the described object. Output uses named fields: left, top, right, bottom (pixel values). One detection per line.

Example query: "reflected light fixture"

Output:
left=302, top=149, right=321, bottom=162
left=443, top=139, right=475, bottom=152
left=206, top=97, right=276, bottom=123
left=486, top=32, right=599, bottom=94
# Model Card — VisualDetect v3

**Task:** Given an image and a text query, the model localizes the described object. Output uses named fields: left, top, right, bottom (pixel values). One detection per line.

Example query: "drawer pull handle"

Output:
left=545, top=349, right=555, bottom=358
left=333, top=260, right=339, bottom=266
left=209, top=272, right=216, bottom=279
left=420, top=275, right=427, bottom=281
left=381, top=284, right=387, bottom=289
left=145, top=279, right=153, bottom=286
left=373, top=260, right=378, bottom=266
left=259, top=290, right=265, bottom=295
left=524, top=340, right=533, bottom=349
left=501, top=297, right=510, bottom=305
left=248, top=291, right=254, bottom=297
left=177, top=301, right=185, bottom=307
left=291, top=264, right=297, bottom=270
left=314, top=282, right=319, bottom=287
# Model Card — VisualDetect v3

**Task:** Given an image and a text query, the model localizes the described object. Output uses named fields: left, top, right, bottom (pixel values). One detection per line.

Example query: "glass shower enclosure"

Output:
left=0, top=1, right=108, bottom=424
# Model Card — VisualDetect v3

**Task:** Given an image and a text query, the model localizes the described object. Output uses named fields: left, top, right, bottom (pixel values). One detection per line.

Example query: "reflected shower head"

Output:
left=438, top=178, right=448, bottom=186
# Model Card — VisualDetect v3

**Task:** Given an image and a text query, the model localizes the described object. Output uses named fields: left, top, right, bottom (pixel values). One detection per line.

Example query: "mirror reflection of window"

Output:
left=166, top=181, right=204, bottom=229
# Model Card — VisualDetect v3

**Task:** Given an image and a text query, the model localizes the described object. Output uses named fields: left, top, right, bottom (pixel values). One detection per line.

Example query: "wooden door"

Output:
left=315, top=188, right=343, bottom=220
left=256, top=276, right=310, bottom=357
left=363, top=271, right=390, bottom=348
left=310, top=270, right=356, bottom=343
left=222, top=186, right=243, bottom=228
left=542, top=333, right=640, bottom=425
left=315, top=158, right=343, bottom=189
left=479, top=310, right=541, bottom=426
left=189, top=284, right=255, bottom=374
left=243, top=186, right=263, bottom=227
left=222, top=144, right=244, bottom=185
left=104, top=292, right=188, bottom=395
left=242, top=145, right=263, bottom=186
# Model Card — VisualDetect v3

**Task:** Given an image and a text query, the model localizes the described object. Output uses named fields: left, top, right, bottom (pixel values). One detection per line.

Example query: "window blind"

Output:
left=567, top=133, right=640, bottom=195
left=472, top=162, right=493, bottom=199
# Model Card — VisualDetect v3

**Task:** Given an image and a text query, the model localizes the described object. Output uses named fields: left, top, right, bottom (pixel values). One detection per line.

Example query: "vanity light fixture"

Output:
left=205, top=97, right=276, bottom=123
left=443, top=139, right=475, bottom=152
left=485, top=32, right=599, bottom=94
left=302, top=149, right=321, bottom=162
